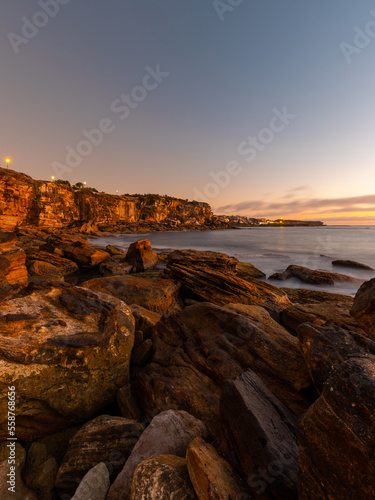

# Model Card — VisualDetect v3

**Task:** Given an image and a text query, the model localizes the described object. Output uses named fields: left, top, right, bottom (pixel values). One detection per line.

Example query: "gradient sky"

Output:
left=1, top=1, right=375, bottom=224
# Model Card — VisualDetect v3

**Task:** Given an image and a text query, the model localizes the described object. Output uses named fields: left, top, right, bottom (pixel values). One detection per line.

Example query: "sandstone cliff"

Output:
left=0, top=168, right=213, bottom=230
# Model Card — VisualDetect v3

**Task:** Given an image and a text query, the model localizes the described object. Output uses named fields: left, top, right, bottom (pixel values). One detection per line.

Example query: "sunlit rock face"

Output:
left=0, top=167, right=213, bottom=230
left=0, top=283, right=135, bottom=441
left=0, top=232, right=28, bottom=299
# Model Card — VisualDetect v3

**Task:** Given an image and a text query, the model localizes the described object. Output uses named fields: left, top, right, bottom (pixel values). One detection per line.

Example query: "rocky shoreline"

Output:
left=1, top=231, right=375, bottom=499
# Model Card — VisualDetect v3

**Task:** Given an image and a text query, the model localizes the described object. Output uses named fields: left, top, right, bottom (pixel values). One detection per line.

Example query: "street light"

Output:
left=4, top=158, right=11, bottom=169
left=51, top=176, right=55, bottom=182
left=83, top=181, right=87, bottom=186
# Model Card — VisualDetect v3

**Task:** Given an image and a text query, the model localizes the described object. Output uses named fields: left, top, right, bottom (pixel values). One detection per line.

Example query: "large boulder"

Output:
left=82, top=275, right=181, bottom=314
left=351, top=278, right=375, bottom=340
left=42, top=235, right=110, bottom=268
left=0, top=232, right=28, bottom=299
left=0, top=283, right=134, bottom=441
left=125, top=239, right=158, bottom=272
left=55, top=415, right=144, bottom=495
left=270, top=264, right=361, bottom=285
left=297, top=354, right=375, bottom=499
left=108, top=410, right=207, bottom=500
left=130, top=455, right=197, bottom=500
left=280, top=301, right=365, bottom=335
left=221, top=370, right=299, bottom=500
left=162, top=259, right=291, bottom=319
left=134, top=303, right=311, bottom=436
left=186, top=437, right=248, bottom=499
left=297, top=322, right=375, bottom=392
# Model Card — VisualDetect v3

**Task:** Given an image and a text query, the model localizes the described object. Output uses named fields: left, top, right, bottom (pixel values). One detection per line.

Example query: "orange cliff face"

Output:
left=0, top=167, right=213, bottom=230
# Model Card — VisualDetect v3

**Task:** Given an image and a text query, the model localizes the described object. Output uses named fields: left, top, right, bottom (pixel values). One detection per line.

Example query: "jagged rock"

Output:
left=27, top=260, right=63, bottom=278
left=162, top=261, right=291, bottom=319
left=0, top=283, right=134, bottom=441
left=280, top=301, right=365, bottom=335
left=125, top=239, right=158, bottom=272
left=98, top=260, right=132, bottom=276
left=129, top=455, right=197, bottom=500
left=221, top=370, right=299, bottom=500
left=24, top=442, right=58, bottom=500
left=134, top=303, right=311, bottom=437
left=106, top=244, right=127, bottom=256
left=297, top=354, right=375, bottom=499
left=26, top=251, right=78, bottom=276
left=82, top=275, right=181, bottom=314
left=108, top=410, right=207, bottom=500
left=130, top=305, right=161, bottom=338
left=0, top=442, right=37, bottom=500
left=281, top=287, right=353, bottom=304
left=78, top=221, right=101, bottom=236
left=351, top=278, right=375, bottom=340
left=42, top=235, right=110, bottom=268
left=71, top=463, right=110, bottom=500
left=0, top=232, right=28, bottom=299
left=55, top=415, right=144, bottom=495
left=297, top=322, right=375, bottom=392
left=269, top=264, right=361, bottom=285
left=332, top=259, right=374, bottom=270
left=186, top=437, right=248, bottom=499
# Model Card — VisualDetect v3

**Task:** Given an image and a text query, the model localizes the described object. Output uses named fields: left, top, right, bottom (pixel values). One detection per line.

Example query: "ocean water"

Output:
left=89, top=226, right=375, bottom=297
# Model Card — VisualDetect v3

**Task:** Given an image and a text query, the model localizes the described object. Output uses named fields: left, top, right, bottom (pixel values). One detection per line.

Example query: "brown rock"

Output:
left=131, top=305, right=161, bottom=338
left=108, top=409, right=207, bottom=500
left=135, top=303, right=311, bottom=437
left=270, top=264, right=361, bottom=285
left=116, top=384, right=143, bottom=421
left=55, top=415, right=144, bottom=495
left=332, top=259, right=374, bottom=270
left=98, top=260, right=132, bottom=276
left=351, top=278, right=375, bottom=340
left=106, top=244, right=127, bottom=256
left=297, top=322, right=375, bottom=392
left=280, top=301, right=365, bottom=335
left=0, top=233, right=28, bottom=299
left=82, top=275, right=181, bottom=314
left=130, top=455, right=197, bottom=500
left=167, top=249, right=238, bottom=272
left=281, top=287, right=353, bottom=304
left=162, top=262, right=291, bottom=319
left=297, top=354, right=375, bottom=499
left=221, top=370, right=299, bottom=500
left=42, top=235, right=110, bottom=268
left=125, top=239, right=158, bottom=272
left=131, top=339, right=153, bottom=366
left=186, top=437, right=248, bottom=499
left=237, top=261, right=266, bottom=279
left=0, top=283, right=134, bottom=441
left=0, top=442, right=37, bottom=500
left=27, top=251, right=78, bottom=276
left=24, top=443, right=58, bottom=500
left=27, top=260, right=62, bottom=278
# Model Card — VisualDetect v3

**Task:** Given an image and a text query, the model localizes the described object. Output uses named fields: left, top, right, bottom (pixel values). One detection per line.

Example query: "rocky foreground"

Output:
left=0, top=231, right=375, bottom=499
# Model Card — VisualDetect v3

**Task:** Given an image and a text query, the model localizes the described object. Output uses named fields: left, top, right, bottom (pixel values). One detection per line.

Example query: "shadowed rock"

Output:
left=351, top=278, right=375, bottom=340
left=221, top=370, right=298, bottom=500
left=297, top=354, right=375, bottom=499
left=270, top=264, right=362, bottom=285
left=332, top=259, right=374, bottom=270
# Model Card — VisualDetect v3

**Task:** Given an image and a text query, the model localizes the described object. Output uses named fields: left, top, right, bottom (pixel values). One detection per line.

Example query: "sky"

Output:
left=1, top=0, right=375, bottom=224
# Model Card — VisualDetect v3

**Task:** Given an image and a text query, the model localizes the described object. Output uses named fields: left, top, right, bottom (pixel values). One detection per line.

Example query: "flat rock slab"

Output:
left=0, top=283, right=134, bottom=441
left=221, top=370, right=299, bottom=500
left=270, top=264, right=362, bottom=285
left=332, top=259, right=374, bottom=271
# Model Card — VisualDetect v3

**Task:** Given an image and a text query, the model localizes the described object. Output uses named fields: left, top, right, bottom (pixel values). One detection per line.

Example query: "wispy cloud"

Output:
left=216, top=194, right=375, bottom=218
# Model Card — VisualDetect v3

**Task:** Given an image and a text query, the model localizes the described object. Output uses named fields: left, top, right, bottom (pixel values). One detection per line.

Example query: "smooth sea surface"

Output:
left=89, top=226, right=375, bottom=297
